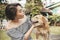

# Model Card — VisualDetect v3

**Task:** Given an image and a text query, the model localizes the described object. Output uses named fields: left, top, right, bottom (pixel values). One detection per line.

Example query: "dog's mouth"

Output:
left=33, top=21, right=38, bottom=23
left=32, top=21, right=39, bottom=24
left=32, top=21, right=44, bottom=27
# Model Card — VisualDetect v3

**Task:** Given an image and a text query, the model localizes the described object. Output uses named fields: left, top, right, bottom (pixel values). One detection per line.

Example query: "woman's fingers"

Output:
left=32, top=23, right=40, bottom=28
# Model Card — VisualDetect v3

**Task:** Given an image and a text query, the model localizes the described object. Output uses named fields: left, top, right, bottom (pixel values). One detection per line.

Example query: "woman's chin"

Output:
left=19, top=16, right=24, bottom=19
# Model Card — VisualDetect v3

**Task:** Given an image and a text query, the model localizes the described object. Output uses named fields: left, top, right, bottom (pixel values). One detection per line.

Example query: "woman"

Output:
left=5, top=3, right=35, bottom=40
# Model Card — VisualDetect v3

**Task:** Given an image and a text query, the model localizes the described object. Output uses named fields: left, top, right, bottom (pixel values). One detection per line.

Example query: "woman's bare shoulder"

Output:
left=5, top=21, right=11, bottom=30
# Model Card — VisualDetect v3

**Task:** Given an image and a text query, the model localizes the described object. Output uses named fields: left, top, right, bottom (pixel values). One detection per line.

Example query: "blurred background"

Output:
left=0, top=0, right=60, bottom=26
left=0, top=0, right=60, bottom=40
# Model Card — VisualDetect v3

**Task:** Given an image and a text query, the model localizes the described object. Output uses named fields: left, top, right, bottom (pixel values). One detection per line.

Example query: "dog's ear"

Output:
left=42, top=16, right=48, bottom=23
left=42, top=16, right=49, bottom=30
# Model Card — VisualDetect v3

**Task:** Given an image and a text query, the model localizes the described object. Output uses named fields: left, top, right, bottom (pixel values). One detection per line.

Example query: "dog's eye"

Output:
left=36, top=17, right=38, bottom=18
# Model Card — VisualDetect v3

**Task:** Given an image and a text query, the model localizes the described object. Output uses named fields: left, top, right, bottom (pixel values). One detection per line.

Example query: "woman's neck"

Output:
left=10, top=15, right=27, bottom=23
left=11, top=19, right=19, bottom=23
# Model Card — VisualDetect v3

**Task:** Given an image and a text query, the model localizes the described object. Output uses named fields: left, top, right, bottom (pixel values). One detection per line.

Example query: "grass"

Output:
left=50, top=26, right=60, bottom=35
left=0, top=26, right=60, bottom=40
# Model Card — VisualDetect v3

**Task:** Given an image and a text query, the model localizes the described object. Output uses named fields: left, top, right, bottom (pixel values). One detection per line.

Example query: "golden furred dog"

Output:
left=31, top=15, right=49, bottom=40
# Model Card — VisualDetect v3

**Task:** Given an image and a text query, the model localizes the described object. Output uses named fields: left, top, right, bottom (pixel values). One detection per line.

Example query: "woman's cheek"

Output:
left=18, top=13, right=24, bottom=19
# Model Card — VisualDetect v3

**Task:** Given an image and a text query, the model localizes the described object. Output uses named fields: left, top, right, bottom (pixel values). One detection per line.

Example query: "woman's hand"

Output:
left=32, top=23, right=40, bottom=28
left=24, top=24, right=36, bottom=40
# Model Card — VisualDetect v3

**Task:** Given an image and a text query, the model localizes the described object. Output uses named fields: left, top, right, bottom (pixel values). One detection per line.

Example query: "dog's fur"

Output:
left=31, top=15, right=49, bottom=40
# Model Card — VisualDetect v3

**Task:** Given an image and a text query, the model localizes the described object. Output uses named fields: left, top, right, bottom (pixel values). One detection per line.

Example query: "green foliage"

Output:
left=56, top=16, right=60, bottom=21
left=0, top=0, right=1, bottom=4
left=25, top=0, right=43, bottom=17
left=49, top=14, right=60, bottom=21
left=31, top=6, right=42, bottom=17
left=0, top=30, right=11, bottom=40
left=48, top=14, right=60, bottom=26
left=0, top=4, right=6, bottom=19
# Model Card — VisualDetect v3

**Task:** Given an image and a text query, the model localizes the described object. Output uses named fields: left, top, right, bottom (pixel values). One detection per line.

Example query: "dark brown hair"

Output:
left=5, top=3, right=22, bottom=20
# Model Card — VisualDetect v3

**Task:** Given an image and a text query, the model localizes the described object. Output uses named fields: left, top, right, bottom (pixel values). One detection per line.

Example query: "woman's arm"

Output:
left=24, top=20, right=42, bottom=40
left=24, top=25, right=34, bottom=40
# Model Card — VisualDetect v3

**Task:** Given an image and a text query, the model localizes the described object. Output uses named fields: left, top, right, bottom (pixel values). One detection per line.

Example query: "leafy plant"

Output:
left=25, top=0, right=43, bottom=17
left=0, top=4, right=6, bottom=19
left=48, top=14, right=60, bottom=26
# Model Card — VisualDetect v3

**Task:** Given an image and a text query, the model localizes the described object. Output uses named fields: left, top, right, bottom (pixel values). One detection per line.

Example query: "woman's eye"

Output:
left=18, top=9, right=23, bottom=13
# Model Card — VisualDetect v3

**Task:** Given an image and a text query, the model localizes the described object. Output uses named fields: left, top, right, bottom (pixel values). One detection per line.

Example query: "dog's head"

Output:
left=31, top=15, right=48, bottom=27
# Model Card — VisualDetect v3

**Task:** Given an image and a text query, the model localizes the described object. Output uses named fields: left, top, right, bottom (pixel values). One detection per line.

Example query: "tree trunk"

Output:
left=54, top=21, right=56, bottom=26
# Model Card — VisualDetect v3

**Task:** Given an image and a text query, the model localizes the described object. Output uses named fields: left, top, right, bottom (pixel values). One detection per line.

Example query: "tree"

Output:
left=25, top=0, right=43, bottom=17
left=0, top=4, right=6, bottom=19
left=0, top=0, right=1, bottom=2
left=48, top=14, right=60, bottom=26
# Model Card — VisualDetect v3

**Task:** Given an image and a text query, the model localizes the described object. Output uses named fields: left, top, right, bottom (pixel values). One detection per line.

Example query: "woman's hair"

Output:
left=5, top=3, right=22, bottom=20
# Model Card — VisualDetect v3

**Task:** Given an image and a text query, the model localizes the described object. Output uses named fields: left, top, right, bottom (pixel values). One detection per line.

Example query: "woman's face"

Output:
left=16, top=5, right=24, bottom=19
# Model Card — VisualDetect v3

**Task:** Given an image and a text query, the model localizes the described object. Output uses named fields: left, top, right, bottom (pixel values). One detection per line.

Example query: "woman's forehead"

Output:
left=16, top=6, right=22, bottom=10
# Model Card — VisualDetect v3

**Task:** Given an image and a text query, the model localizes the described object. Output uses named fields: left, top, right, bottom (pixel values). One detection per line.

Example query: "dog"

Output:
left=31, top=15, right=49, bottom=40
